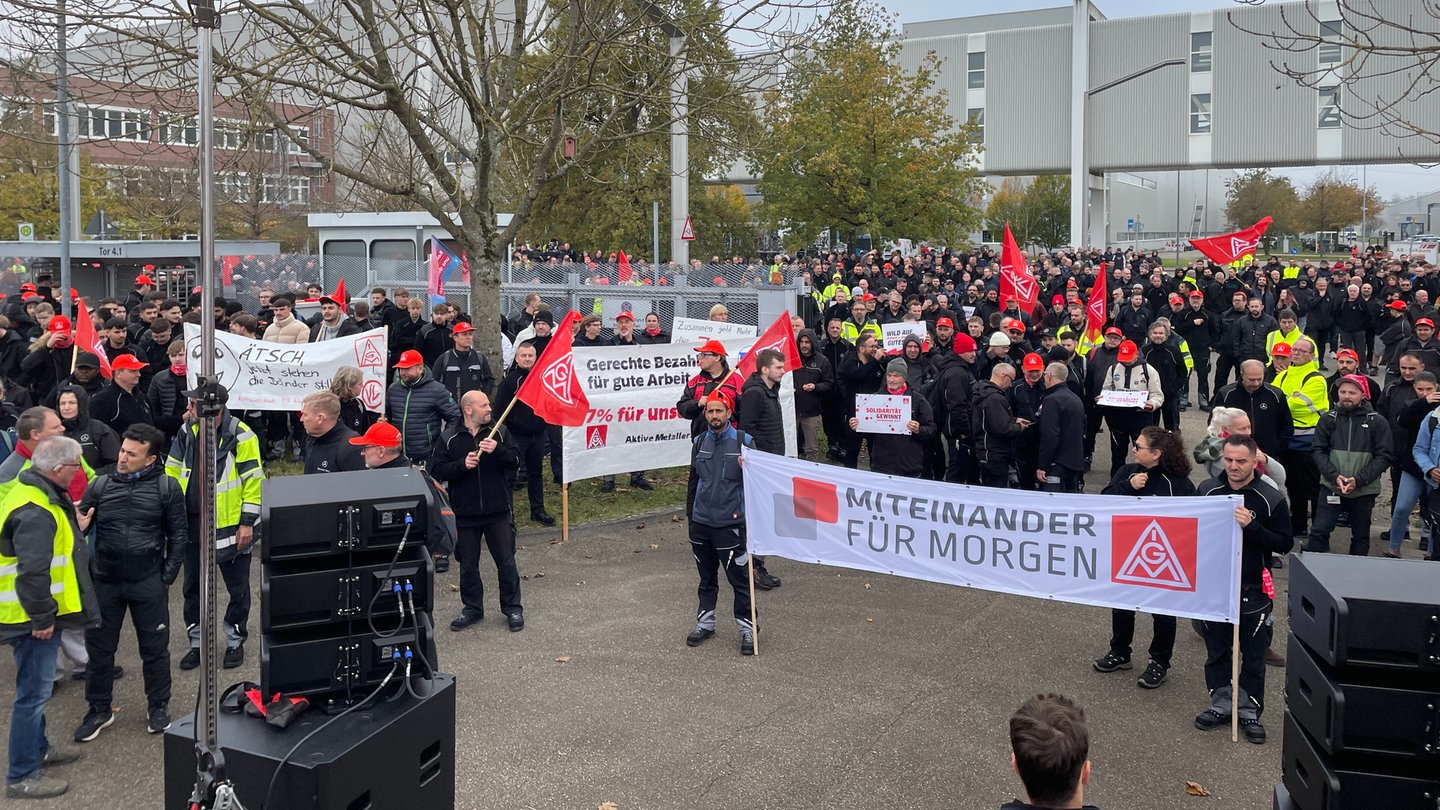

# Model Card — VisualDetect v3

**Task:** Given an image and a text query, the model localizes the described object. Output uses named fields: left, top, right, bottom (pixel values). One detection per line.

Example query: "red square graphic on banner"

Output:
left=585, top=425, right=607, bottom=449
left=793, top=478, right=838, bottom=523
left=1110, top=515, right=1199, bottom=592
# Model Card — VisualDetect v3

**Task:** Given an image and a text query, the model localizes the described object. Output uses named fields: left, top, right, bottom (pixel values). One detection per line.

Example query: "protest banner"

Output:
left=881, top=321, right=927, bottom=354
left=744, top=450, right=1242, bottom=623
left=854, top=394, right=911, bottom=435
left=1097, top=390, right=1150, bottom=408
left=183, top=323, right=387, bottom=412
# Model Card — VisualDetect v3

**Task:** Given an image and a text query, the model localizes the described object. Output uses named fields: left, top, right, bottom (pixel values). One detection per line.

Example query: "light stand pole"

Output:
left=55, top=0, right=72, bottom=318
left=186, top=0, right=237, bottom=807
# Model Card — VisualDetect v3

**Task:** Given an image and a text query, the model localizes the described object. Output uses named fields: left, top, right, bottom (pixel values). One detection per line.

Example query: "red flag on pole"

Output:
left=1189, top=216, right=1272, bottom=266
left=1079, top=263, right=1109, bottom=356
left=332, top=278, right=347, bottom=306
left=735, top=311, right=802, bottom=379
left=617, top=250, right=633, bottom=284
left=515, top=310, right=590, bottom=426
left=73, top=298, right=112, bottom=378
left=998, top=223, right=1038, bottom=313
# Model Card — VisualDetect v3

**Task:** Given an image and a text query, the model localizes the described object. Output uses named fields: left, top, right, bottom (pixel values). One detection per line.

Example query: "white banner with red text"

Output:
left=743, top=450, right=1243, bottom=622
left=562, top=342, right=796, bottom=482
left=184, top=323, right=388, bottom=413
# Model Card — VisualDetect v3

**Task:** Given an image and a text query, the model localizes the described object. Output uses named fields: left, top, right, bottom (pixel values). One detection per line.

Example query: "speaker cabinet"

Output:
left=1287, top=553, right=1440, bottom=673
left=1281, top=711, right=1440, bottom=810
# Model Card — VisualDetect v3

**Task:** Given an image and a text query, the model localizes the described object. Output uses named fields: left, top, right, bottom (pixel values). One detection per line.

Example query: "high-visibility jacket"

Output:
left=1274, top=359, right=1329, bottom=431
left=0, top=483, right=81, bottom=624
left=839, top=318, right=882, bottom=345
left=1265, top=326, right=1304, bottom=358
left=165, top=415, right=264, bottom=549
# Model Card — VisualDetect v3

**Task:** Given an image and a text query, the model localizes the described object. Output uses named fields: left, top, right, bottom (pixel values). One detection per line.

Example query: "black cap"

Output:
left=533, top=310, right=555, bottom=326
left=74, top=351, right=100, bottom=368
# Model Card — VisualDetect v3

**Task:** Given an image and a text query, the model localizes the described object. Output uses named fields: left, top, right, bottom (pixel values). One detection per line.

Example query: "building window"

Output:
left=966, top=108, right=984, bottom=145
left=1190, top=31, right=1212, bottom=73
left=287, top=126, right=309, bottom=155
left=1319, top=19, right=1343, bottom=66
left=160, top=116, right=198, bottom=146
left=76, top=106, right=150, bottom=142
left=215, top=121, right=246, bottom=151
left=967, top=51, right=984, bottom=90
left=1189, top=94, right=1211, bottom=134
left=217, top=174, right=250, bottom=203
left=1318, top=86, right=1341, bottom=129
left=259, top=175, right=309, bottom=204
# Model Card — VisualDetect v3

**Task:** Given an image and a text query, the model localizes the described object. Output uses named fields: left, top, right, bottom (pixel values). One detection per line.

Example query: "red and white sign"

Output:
left=183, top=323, right=387, bottom=412
left=744, top=450, right=1242, bottom=622
left=680, top=215, right=695, bottom=241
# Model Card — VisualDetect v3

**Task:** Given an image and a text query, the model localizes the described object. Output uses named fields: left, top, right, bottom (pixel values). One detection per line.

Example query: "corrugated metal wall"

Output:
left=1212, top=3, right=1316, bottom=167
left=1087, top=13, right=1191, bottom=171
left=898, top=33, right=969, bottom=131
left=984, top=24, right=1072, bottom=173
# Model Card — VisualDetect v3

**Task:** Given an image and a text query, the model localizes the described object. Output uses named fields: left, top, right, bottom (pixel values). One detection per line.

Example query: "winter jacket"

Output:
left=1100, top=360, right=1163, bottom=434
left=1037, top=383, right=1086, bottom=474
left=431, top=348, right=496, bottom=400
left=1390, top=395, right=1432, bottom=478
left=1313, top=400, right=1392, bottom=498
left=1173, top=305, right=1219, bottom=354
left=339, top=397, right=378, bottom=437
left=90, top=382, right=154, bottom=436
left=302, top=422, right=366, bottom=475
left=1216, top=306, right=1247, bottom=357
left=1274, top=360, right=1329, bottom=432
left=1411, top=405, right=1440, bottom=488
left=838, top=350, right=885, bottom=418
left=676, top=365, right=745, bottom=436
left=792, top=331, right=835, bottom=419
left=1195, top=473, right=1293, bottom=586
left=1214, top=381, right=1294, bottom=459
left=307, top=317, right=363, bottom=343
left=1334, top=297, right=1372, bottom=333
left=147, top=368, right=189, bottom=440
left=0, top=468, right=99, bottom=643
left=414, top=321, right=452, bottom=365
left=263, top=313, right=310, bottom=344
left=737, top=373, right=785, bottom=455
left=1113, top=303, right=1153, bottom=343
left=386, top=368, right=461, bottom=463
left=686, top=424, right=753, bottom=528
left=80, top=462, right=186, bottom=585
left=1140, top=341, right=1185, bottom=396
left=1101, top=463, right=1197, bottom=498
left=972, top=380, right=1021, bottom=462
left=865, top=384, right=936, bottom=478
left=933, top=356, right=976, bottom=439
left=1228, top=313, right=1279, bottom=362
left=429, top=422, right=519, bottom=525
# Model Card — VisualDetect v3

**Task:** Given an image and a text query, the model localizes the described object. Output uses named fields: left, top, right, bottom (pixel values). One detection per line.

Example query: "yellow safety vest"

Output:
left=1266, top=326, right=1303, bottom=357
left=839, top=319, right=882, bottom=344
left=1275, top=360, right=1329, bottom=429
left=0, top=483, right=81, bottom=624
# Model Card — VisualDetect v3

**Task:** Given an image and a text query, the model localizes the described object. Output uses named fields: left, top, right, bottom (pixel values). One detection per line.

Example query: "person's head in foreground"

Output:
left=1006, top=693, right=1093, bottom=810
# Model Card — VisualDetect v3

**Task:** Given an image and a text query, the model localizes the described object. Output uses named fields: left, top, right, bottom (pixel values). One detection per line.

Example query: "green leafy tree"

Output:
left=1224, top=169, right=1299, bottom=235
left=1022, top=174, right=1070, bottom=250
left=1297, top=169, right=1382, bottom=236
left=984, top=178, right=1028, bottom=245
left=753, top=0, right=984, bottom=251
left=0, top=111, right=114, bottom=240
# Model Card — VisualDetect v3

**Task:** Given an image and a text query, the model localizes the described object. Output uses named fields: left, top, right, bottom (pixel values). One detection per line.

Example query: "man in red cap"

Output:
left=1098, top=340, right=1162, bottom=476
left=125, top=273, right=156, bottom=316
left=90, top=354, right=154, bottom=436
left=1394, top=316, right=1440, bottom=383
left=1082, top=327, right=1125, bottom=470
left=386, top=349, right=460, bottom=464
left=1267, top=341, right=1292, bottom=379
left=348, top=421, right=407, bottom=470
left=676, top=339, right=744, bottom=438
left=430, top=320, right=494, bottom=400
left=1009, top=353, right=1048, bottom=490
left=1327, top=348, right=1378, bottom=405
left=611, top=311, right=640, bottom=347
left=1173, top=289, right=1218, bottom=412
left=931, top=331, right=978, bottom=483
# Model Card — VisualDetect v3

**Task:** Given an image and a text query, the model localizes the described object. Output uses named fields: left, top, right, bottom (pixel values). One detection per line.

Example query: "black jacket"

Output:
left=386, top=368, right=461, bottom=462
left=415, top=322, right=453, bottom=366
left=1196, top=474, right=1293, bottom=586
left=303, top=422, right=366, bottom=475
left=973, top=380, right=1022, bottom=461
left=90, top=382, right=154, bottom=436
left=308, top=317, right=363, bottom=343
left=838, top=350, right=885, bottom=418
left=430, top=348, right=495, bottom=400
left=1037, top=383, right=1086, bottom=474
left=865, top=385, right=936, bottom=477
left=1228, top=313, right=1278, bottom=361
left=146, top=368, right=189, bottom=440
left=1102, top=463, right=1197, bottom=497
left=737, top=373, right=785, bottom=454
left=1214, top=382, right=1294, bottom=459
left=792, top=330, right=834, bottom=419
left=429, top=422, right=519, bottom=525
left=1173, top=305, right=1219, bottom=354
left=491, top=365, right=548, bottom=436
left=80, top=462, right=187, bottom=585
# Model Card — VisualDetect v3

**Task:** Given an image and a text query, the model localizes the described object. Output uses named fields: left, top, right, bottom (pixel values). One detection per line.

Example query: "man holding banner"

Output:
left=1194, top=435, right=1293, bottom=744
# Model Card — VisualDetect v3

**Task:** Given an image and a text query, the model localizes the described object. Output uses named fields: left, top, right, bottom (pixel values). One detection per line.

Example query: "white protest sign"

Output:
left=744, top=450, right=1243, bottom=622
left=855, top=394, right=911, bottom=435
left=561, top=343, right=698, bottom=482
left=671, top=316, right=756, bottom=347
left=1097, top=389, right=1150, bottom=408
left=881, top=322, right=927, bottom=354
left=183, top=323, right=387, bottom=412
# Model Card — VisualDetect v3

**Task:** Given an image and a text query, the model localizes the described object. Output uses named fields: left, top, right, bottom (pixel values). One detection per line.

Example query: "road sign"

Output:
left=680, top=215, right=695, bottom=241
left=16, top=223, right=33, bottom=241
left=1126, top=219, right=1134, bottom=232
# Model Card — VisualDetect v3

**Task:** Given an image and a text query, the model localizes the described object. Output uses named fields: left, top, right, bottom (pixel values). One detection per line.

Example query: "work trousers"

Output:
left=86, top=574, right=171, bottom=711
left=1108, top=609, right=1176, bottom=668
left=688, top=522, right=752, bottom=629
left=456, top=516, right=523, bottom=617
left=182, top=519, right=251, bottom=650
left=1307, top=493, right=1378, bottom=556
left=1200, top=586, right=1273, bottom=718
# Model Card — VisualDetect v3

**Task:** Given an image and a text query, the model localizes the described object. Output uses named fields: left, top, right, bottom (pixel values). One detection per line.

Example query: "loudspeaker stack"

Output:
left=1275, top=553, right=1440, bottom=810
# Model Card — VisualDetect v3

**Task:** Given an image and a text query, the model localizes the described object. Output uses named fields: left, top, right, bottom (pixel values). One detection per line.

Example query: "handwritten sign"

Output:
left=1097, top=389, right=1150, bottom=408
left=670, top=316, right=757, bottom=348
left=855, top=393, right=911, bottom=435
left=184, top=323, right=388, bottom=413
left=881, top=322, right=928, bottom=354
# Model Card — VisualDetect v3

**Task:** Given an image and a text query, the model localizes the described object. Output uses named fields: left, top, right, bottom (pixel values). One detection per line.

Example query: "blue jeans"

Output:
left=7, top=633, right=61, bottom=783
left=1388, top=472, right=1426, bottom=553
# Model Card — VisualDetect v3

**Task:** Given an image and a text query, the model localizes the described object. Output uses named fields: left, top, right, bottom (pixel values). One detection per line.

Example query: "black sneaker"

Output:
left=147, top=705, right=172, bottom=734
left=1136, top=660, right=1168, bottom=689
left=630, top=476, right=654, bottom=491
left=754, top=569, right=782, bottom=590
left=739, top=626, right=755, bottom=656
left=506, top=612, right=525, bottom=632
left=1239, top=717, right=1267, bottom=744
left=1092, top=651, right=1132, bottom=673
left=223, top=644, right=244, bottom=669
left=1194, top=708, right=1230, bottom=731
left=450, top=609, right=484, bottom=631
left=530, top=510, right=556, bottom=526
left=432, top=553, right=450, bottom=573
left=685, top=626, right=714, bottom=647
left=599, top=479, right=615, bottom=493
left=178, top=648, right=201, bottom=670
left=73, top=708, right=114, bottom=743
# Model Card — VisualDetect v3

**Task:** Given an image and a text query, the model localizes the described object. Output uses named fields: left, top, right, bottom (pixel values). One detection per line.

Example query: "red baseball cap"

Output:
left=1188, top=290, right=1204, bottom=298
left=393, top=349, right=425, bottom=368
left=614, top=311, right=635, bottom=322
left=48, top=315, right=71, bottom=333
left=1336, top=348, right=1359, bottom=361
left=1117, top=340, right=1138, bottom=363
left=694, top=339, right=727, bottom=356
left=451, top=321, right=475, bottom=335
left=110, top=353, right=147, bottom=371
left=1418, top=318, right=1436, bottom=328
left=135, top=274, right=155, bottom=285
left=348, top=421, right=402, bottom=448
left=935, top=317, right=954, bottom=329
left=1169, top=294, right=1183, bottom=305
left=1022, top=352, right=1045, bottom=371
left=704, top=388, right=734, bottom=411
left=1104, top=326, right=1122, bottom=337
left=1271, top=342, right=1292, bottom=357
left=1387, top=300, right=1409, bottom=311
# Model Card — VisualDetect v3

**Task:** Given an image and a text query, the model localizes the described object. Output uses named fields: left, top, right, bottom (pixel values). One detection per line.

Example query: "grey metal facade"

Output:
left=900, top=1, right=1440, bottom=176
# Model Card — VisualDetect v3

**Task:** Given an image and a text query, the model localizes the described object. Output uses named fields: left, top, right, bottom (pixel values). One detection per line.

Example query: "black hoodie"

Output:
left=792, top=329, right=834, bottom=418
left=56, top=383, right=120, bottom=472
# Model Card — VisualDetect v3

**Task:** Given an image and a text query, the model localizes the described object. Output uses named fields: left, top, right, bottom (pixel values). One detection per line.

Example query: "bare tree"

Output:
left=1228, top=0, right=1440, bottom=150
left=0, top=0, right=825, bottom=365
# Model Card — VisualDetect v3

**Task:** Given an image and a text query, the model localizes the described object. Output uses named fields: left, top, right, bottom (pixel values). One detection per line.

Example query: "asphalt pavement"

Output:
left=6, top=391, right=1416, bottom=809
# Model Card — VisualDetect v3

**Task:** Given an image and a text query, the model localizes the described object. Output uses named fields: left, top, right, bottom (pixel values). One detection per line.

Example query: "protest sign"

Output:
left=881, top=322, right=927, bottom=354
left=1097, top=390, right=1150, bottom=408
left=671, top=316, right=756, bottom=346
left=183, top=323, right=387, bottom=412
left=855, top=394, right=911, bottom=435
left=744, top=450, right=1242, bottom=622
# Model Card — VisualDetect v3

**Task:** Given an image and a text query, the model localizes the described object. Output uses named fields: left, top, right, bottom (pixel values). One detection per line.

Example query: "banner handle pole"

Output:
left=748, top=550, right=758, bottom=657
left=1230, top=617, right=1240, bottom=743
left=561, top=483, right=569, bottom=543
left=477, top=395, right=522, bottom=454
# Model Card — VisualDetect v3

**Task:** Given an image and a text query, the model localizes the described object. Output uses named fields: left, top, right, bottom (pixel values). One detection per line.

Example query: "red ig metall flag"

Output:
left=999, top=223, right=1038, bottom=313
left=735, top=311, right=802, bottom=379
left=515, top=309, right=590, bottom=426
left=1189, top=216, right=1273, bottom=266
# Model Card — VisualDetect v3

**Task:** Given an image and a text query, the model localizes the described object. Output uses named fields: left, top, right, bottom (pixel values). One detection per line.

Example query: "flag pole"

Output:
left=748, top=553, right=759, bottom=657
left=561, top=483, right=569, bottom=543
left=478, top=395, right=522, bottom=453
left=1230, top=619, right=1240, bottom=743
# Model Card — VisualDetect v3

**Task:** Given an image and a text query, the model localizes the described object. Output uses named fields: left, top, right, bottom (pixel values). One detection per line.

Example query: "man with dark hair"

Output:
left=737, top=348, right=786, bottom=589
left=73, top=423, right=186, bottom=742
left=1004, top=693, right=1098, bottom=810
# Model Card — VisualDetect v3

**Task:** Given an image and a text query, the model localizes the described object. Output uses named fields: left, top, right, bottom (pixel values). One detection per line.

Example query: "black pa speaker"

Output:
left=1281, top=711, right=1440, bottom=810
left=1287, top=553, right=1440, bottom=672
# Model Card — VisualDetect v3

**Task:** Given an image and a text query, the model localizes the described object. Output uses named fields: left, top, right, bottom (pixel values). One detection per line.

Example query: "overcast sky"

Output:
left=881, top=0, right=1439, bottom=205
